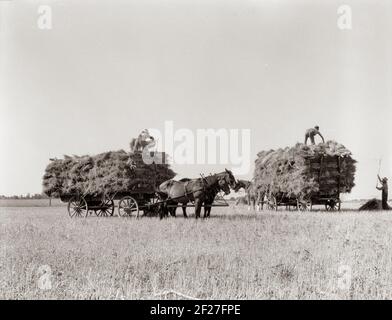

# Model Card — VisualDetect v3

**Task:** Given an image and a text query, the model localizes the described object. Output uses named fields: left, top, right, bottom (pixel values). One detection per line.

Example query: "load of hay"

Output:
left=42, top=151, right=176, bottom=197
left=254, top=141, right=356, bottom=199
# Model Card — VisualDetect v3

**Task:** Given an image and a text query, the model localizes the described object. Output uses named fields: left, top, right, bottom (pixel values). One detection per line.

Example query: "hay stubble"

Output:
left=1, top=205, right=392, bottom=299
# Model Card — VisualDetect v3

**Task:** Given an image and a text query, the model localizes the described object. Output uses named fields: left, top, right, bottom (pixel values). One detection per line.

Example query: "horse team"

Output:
left=129, top=130, right=260, bottom=218
left=157, top=169, right=240, bottom=219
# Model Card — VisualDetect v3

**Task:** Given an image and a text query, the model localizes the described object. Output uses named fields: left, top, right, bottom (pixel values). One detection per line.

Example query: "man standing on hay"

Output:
left=304, top=125, right=325, bottom=145
left=377, top=175, right=390, bottom=210
left=130, top=129, right=155, bottom=153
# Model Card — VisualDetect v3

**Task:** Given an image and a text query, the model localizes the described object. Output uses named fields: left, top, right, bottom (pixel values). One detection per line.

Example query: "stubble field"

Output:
left=1, top=201, right=392, bottom=300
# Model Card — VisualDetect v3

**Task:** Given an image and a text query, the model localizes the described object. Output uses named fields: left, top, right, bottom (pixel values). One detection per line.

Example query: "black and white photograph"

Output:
left=1, top=0, right=392, bottom=304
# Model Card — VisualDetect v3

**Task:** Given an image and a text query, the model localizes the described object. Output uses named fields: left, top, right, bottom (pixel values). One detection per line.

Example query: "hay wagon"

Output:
left=61, top=181, right=230, bottom=218
left=45, top=151, right=177, bottom=218
left=265, top=155, right=344, bottom=211
left=60, top=185, right=161, bottom=218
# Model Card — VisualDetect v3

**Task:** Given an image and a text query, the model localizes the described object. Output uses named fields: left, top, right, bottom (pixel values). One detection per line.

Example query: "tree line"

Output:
left=0, top=193, right=50, bottom=200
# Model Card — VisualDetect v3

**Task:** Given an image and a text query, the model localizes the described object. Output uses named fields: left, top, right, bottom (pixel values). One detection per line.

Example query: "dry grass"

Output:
left=1, top=204, right=392, bottom=299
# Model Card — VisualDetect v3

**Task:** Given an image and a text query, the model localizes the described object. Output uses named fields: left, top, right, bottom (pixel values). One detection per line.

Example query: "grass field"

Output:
left=1, top=202, right=392, bottom=299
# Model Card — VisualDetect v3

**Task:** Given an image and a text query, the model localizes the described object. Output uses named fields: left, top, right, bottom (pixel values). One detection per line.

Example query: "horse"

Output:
left=164, top=178, right=192, bottom=218
left=130, top=130, right=155, bottom=153
left=158, top=169, right=237, bottom=219
left=161, top=178, right=224, bottom=219
left=234, top=180, right=265, bottom=211
left=202, top=187, right=220, bottom=219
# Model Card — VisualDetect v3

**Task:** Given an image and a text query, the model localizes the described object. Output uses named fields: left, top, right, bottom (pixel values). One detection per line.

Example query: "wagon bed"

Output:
left=60, top=187, right=159, bottom=218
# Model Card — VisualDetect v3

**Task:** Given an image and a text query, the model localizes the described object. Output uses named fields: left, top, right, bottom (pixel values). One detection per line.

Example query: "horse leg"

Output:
left=182, top=204, right=188, bottom=218
left=170, top=204, right=177, bottom=217
left=161, top=202, right=168, bottom=219
left=166, top=203, right=171, bottom=217
left=206, top=205, right=211, bottom=218
left=194, top=199, right=202, bottom=219
left=159, top=203, right=164, bottom=220
left=203, top=203, right=208, bottom=218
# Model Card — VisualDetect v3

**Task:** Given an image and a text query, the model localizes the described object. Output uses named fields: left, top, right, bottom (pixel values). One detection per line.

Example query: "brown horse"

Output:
left=202, top=188, right=220, bottom=218
left=172, top=178, right=228, bottom=218
left=164, top=178, right=191, bottom=217
left=158, top=169, right=237, bottom=219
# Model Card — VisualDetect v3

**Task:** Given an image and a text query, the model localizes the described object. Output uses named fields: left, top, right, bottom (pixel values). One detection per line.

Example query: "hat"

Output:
left=382, top=177, right=388, bottom=182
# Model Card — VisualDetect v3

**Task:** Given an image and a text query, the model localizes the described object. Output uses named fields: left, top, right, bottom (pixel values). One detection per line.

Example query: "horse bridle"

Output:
left=215, top=173, right=233, bottom=194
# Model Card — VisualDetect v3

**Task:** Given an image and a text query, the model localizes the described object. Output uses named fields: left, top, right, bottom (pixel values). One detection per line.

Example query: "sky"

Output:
left=0, top=0, right=391, bottom=199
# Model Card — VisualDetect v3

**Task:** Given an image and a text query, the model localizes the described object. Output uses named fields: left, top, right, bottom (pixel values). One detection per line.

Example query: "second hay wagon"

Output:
left=264, top=155, right=347, bottom=212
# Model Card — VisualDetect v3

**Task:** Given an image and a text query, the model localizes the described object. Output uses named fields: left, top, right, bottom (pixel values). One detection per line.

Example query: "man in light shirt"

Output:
left=304, top=126, right=325, bottom=145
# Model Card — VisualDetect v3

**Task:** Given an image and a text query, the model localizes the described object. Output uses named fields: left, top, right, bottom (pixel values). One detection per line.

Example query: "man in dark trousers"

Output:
left=377, top=175, right=390, bottom=210
left=304, top=126, right=325, bottom=145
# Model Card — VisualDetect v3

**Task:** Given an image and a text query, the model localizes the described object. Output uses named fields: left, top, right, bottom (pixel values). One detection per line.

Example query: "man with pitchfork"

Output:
left=376, top=175, right=390, bottom=210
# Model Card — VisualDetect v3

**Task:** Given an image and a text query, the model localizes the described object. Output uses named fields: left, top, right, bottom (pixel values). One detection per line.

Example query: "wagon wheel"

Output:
left=118, top=196, right=139, bottom=218
left=325, top=199, right=341, bottom=211
left=97, top=197, right=115, bottom=217
left=143, top=195, right=161, bottom=217
left=297, top=199, right=312, bottom=212
left=267, top=196, right=277, bottom=211
left=67, top=196, right=88, bottom=218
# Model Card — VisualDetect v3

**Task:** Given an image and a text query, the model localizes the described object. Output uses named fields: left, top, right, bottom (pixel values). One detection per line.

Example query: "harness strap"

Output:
left=165, top=175, right=225, bottom=204
left=183, top=181, right=195, bottom=203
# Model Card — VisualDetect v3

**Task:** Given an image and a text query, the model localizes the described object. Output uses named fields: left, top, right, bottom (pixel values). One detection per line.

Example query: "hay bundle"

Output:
left=358, top=199, right=391, bottom=211
left=358, top=199, right=383, bottom=211
left=253, top=141, right=356, bottom=199
left=42, top=150, right=176, bottom=197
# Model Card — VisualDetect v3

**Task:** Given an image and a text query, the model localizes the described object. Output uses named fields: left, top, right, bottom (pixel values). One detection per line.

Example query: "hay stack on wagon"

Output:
left=42, top=150, right=176, bottom=197
left=254, top=141, right=356, bottom=201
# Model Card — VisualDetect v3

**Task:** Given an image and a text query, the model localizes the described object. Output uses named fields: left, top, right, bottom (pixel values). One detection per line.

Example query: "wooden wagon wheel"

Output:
left=267, top=196, right=277, bottom=211
left=67, top=196, right=88, bottom=218
left=118, top=196, right=139, bottom=218
left=325, top=199, right=341, bottom=211
left=142, top=194, right=161, bottom=217
left=297, top=199, right=312, bottom=212
left=96, top=197, right=115, bottom=217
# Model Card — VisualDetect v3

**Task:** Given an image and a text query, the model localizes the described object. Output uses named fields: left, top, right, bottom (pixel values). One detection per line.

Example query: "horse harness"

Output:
left=181, top=175, right=221, bottom=203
